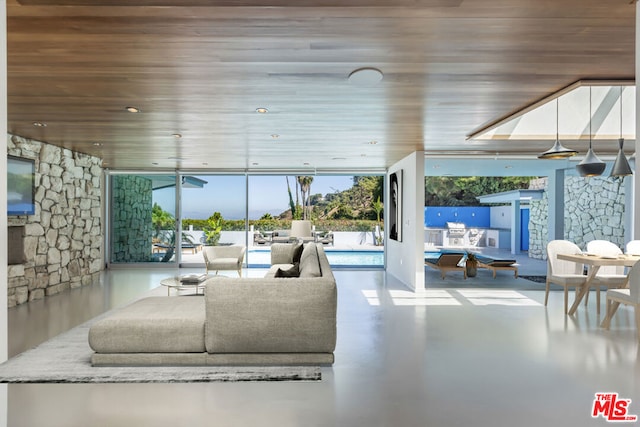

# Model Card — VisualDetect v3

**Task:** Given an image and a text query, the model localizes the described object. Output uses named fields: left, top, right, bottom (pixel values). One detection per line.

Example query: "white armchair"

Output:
left=203, top=245, right=246, bottom=277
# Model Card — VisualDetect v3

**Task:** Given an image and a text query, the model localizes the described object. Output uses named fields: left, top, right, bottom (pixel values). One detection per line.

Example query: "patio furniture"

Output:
left=316, top=230, right=334, bottom=246
left=545, top=240, right=589, bottom=314
left=476, top=255, right=518, bottom=278
left=203, top=245, right=246, bottom=277
left=601, top=260, right=640, bottom=338
left=290, top=220, right=316, bottom=243
left=585, top=240, right=629, bottom=314
left=253, top=231, right=270, bottom=245
left=424, top=252, right=466, bottom=279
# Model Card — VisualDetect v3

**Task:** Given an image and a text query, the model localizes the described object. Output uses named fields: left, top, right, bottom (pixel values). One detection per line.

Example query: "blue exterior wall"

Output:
left=424, top=206, right=491, bottom=228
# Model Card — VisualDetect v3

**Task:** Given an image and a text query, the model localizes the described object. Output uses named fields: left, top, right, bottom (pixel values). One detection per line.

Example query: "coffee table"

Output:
left=160, top=275, right=210, bottom=296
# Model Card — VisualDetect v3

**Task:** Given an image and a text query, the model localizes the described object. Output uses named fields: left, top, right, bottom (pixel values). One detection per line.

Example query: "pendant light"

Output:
left=537, top=97, right=578, bottom=159
left=610, top=86, right=633, bottom=177
left=576, top=86, right=606, bottom=177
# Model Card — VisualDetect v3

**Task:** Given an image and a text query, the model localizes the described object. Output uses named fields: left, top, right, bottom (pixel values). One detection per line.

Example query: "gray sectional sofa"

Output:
left=88, top=242, right=337, bottom=366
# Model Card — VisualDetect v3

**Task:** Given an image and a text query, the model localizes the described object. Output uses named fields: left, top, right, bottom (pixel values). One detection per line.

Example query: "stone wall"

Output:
left=7, top=135, right=103, bottom=307
left=529, top=176, right=625, bottom=260
left=110, top=175, right=153, bottom=262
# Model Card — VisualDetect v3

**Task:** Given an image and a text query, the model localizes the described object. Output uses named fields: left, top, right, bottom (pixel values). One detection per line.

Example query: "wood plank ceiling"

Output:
left=6, top=0, right=636, bottom=171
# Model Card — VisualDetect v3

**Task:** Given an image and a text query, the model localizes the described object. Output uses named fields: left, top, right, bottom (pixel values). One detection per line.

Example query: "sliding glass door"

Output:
left=180, top=174, right=247, bottom=267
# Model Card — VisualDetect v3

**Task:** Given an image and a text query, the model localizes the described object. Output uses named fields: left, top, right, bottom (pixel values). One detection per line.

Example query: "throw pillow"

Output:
left=275, top=263, right=300, bottom=278
left=292, top=243, right=304, bottom=264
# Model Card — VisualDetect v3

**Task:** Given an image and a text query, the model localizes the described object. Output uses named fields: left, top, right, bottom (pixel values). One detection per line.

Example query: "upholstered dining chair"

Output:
left=626, top=240, right=640, bottom=256
left=545, top=240, right=588, bottom=314
left=601, top=260, right=640, bottom=339
left=203, top=245, right=246, bottom=277
left=586, top=240, right=629, bottom=314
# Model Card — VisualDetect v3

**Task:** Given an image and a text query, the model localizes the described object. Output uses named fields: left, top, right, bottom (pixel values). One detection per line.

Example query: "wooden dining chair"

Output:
left=601, top=261, right=640, bottom=339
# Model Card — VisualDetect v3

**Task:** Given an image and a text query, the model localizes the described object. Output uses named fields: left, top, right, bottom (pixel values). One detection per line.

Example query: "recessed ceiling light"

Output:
left=367, top=140, right=378, bottom=145
left=348, top=68, right=384, bottom=86
left=32, top=122, right=46, bottom=127
left=271, top=134, right=280, bottom=139
left=433, top=165, right=440, bottom=169
left=152, top=162, right=159, bottom=166
left=256, top=107, right=268, bottom=114
left=303, top=162, right=311, bottom=166
left=504, top=165, right=513, bottom=169
left=252, top=162, right=259, bottom=166
left=332, top=157, right=347, bottom=160
left=172, top=133, right=182, bottom=139
left=93, top=142, right=102, bottom=146
left=126, top=106, right=140, bottom=113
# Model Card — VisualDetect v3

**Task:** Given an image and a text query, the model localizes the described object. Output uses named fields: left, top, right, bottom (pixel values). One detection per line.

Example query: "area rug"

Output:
left=0, top=305, right=321, bottom=383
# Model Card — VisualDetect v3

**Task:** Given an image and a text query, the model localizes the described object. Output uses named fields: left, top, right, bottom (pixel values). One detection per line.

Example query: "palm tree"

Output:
left=297, top=176, right=314, bottom=219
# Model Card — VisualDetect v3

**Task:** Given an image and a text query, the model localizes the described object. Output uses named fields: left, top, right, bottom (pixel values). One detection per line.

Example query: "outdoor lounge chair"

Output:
left=424, top=253, right=466, bottom=279
left=476, top=255, right=518, bottom=278
left=316, top=230, right=334, bottom=246
left=290, top=220, right=316, bottom=243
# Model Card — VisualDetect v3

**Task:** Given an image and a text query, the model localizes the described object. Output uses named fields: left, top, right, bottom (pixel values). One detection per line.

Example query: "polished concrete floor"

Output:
left=3, top=267, right=640, bottom=426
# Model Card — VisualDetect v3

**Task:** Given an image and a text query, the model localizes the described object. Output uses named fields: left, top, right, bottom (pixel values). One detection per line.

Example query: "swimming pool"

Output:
left=247, top=249, right=385, bottom=267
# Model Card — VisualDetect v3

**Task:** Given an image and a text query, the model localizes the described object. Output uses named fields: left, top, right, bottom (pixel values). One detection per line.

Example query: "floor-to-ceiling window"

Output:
left=180, top=174, right=247, bottom=267
left=109, top=173, right=177, bottom=265
left=108, top=172, right=384, bottom=268
left=247, top=174, right=384, bottom=267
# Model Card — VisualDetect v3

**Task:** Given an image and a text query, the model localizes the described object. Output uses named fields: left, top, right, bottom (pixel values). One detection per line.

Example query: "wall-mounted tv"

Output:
left=7, top=155, right=36, bottom=216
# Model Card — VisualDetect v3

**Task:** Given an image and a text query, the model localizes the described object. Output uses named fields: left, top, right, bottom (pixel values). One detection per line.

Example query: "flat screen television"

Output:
left=7, top=155, right=36, bottom=216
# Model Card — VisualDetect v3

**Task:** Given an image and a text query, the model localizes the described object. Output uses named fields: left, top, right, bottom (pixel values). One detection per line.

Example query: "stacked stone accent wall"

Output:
left=110, top=175, right=153, bottom=262
left=7, top=135, right=103, bottom=307
left=529, top=176, right=625, bottom=260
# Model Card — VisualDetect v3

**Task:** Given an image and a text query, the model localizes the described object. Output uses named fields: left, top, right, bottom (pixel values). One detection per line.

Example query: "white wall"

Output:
left=0, top=0, right=7, bottom=364
left=386, top=151, right=425, bottom=291
left=489, top=206, right=511, bottom=229
left=636, top=3, right=640, bottom=241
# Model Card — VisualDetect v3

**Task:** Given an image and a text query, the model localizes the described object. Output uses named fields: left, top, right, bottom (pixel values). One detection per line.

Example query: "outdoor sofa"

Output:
left=88, top=242, right=337, bottom=366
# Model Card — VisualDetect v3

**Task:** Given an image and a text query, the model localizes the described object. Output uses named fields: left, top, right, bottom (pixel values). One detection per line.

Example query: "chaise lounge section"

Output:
left=88, top=243, right=337, bottom=366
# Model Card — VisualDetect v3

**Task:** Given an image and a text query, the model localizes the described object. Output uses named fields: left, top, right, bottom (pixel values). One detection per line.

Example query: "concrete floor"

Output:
left=3, top=266, right=640, bottom=427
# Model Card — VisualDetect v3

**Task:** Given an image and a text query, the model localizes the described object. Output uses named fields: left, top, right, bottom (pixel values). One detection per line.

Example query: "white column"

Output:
left=385, top=151, right=425, bottom=291
left=0, top=0, right=8, bottom=364
left=636, top=2, right=640, bottom=240
left=510, top=200, right=521, bottom=255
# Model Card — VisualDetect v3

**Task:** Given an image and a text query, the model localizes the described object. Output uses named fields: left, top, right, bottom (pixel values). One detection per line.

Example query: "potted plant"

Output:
left=203, top=212, right=223, bottom=246
left=465, top=252, right=478, bottom=277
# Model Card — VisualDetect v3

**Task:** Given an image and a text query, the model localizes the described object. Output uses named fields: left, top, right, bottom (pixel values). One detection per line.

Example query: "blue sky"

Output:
left=154, top=175, right=356, bottom=220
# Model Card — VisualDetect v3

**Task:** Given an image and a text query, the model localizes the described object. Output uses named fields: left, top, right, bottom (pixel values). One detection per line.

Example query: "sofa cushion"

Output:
left=292, top=243, right=304, bottom=263
left=270, top=242, right=302, bottom=265
left=299, top=243, right=321, bottom=278
left=205, top=277, right=337, bottom=354
left=88, top=296, right=206, bottom=354
left=275, top=263, right=300, bottom=278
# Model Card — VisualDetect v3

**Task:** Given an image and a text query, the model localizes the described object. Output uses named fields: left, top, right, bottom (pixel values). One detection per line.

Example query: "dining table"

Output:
left=557, top=253, right=640, bottom=316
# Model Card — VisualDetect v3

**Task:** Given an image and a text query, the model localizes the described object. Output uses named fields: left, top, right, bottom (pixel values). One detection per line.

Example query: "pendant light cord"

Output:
left=589, top=86, right=592, bottom=149
left=620, top=86, right=623, bottom=139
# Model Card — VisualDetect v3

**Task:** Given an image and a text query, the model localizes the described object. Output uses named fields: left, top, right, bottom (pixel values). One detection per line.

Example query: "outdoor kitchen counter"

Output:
left=424, top=227, right=510, bottom=248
